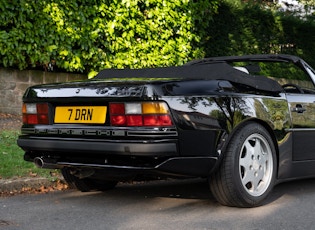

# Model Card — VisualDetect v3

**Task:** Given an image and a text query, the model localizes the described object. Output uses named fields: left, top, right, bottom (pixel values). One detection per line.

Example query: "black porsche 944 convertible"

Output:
left=17, top=54, right=315, bottom=207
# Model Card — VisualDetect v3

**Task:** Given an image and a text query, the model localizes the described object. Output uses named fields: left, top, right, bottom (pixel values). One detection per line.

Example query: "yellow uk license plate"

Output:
left=54, top=106, right=107, bottom=124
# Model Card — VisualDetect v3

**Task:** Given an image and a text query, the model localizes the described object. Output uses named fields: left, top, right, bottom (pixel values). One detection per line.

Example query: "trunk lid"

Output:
left=23, top=79, right=169, bottom=100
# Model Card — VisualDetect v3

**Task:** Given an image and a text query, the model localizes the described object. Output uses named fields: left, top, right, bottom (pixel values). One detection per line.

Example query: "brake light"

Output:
left=110, top=102, right=173, bottom=127
left=22, top=103, right=49, bottom=125
left=109, top=103, right=125, bottom=114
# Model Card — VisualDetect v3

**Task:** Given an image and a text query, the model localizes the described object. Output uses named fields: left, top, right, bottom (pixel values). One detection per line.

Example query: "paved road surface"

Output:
left=1, top=178, right=315, bottom=230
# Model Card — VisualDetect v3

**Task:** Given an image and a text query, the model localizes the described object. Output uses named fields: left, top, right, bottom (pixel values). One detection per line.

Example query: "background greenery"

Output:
left=0, top=0, right=218, bottom=77
left=0, top=0, right=315, bottom=77
left=205, top=1, right=315, bottom=66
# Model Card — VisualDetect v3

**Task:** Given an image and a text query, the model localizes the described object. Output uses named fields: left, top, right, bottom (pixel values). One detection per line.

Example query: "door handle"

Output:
left=292, top=104, right=306, bottom=113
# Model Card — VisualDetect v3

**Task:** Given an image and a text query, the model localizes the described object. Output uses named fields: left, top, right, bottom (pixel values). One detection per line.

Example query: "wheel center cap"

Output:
left=253, top=161, right=260, bottom=171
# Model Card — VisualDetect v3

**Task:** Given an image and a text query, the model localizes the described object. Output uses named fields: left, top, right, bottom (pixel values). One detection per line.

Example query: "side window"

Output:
left=232, top=61, right=315, bottom=94
left=261, top=62, right=315, bottom=94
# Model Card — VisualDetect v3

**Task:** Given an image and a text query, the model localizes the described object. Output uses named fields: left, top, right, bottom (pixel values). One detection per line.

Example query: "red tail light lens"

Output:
left=109, top=103, right=125, bottom=114
left=22, top=103, right=49, bottom=125
left=110, top=115, right=126, bottom=126
left=126, top=115, right=143, bottom=126
left=110, top=102, right=173, bottom=127
left=23, top=114, right=38, bottom=125
left=143, top=115, right=173, bottom=126
left=37, top=103, right=49, bottom=114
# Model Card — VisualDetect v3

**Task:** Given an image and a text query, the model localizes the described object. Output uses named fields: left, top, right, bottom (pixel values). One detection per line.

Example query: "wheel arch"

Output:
left=210, top=118, right=279, bottom=207
left=217, top=118, right=280, bottom=174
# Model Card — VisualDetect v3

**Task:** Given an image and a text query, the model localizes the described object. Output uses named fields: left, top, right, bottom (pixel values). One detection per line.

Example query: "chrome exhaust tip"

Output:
left=33, top=157, right=61, bottom=169
left=34, top=157, right=45, bottom=168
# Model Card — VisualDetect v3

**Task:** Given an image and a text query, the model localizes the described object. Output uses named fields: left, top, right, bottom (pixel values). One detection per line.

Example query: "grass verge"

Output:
left=0, top=130, right=59, bottom=180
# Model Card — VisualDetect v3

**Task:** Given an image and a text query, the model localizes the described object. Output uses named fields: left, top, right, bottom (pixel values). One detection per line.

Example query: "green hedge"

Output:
left=0, top=0, right=218, bottom=77
left=204, top=1, right=315, bottom=67
left=1, top=0, right=315, bottom=77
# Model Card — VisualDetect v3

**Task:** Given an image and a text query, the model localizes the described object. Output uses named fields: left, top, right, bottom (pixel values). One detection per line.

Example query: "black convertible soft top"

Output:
left=95, top=61, right=283, bottom=93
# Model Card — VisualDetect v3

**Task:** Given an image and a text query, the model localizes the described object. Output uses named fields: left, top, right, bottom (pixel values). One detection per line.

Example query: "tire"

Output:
left=61, top=168, right=117, bottom=192
left=209, top=122, right=277, bottom=207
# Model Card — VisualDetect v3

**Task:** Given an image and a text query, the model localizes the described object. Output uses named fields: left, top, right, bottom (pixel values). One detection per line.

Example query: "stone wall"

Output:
left=0, top=68, right=87, bottom=115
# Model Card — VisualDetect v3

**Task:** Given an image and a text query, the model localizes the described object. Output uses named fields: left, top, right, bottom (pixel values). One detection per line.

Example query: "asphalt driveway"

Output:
left=1, top=178, right=315, bottom=230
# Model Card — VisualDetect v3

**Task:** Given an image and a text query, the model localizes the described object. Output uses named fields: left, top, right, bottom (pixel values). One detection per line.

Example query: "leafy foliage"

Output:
left=1, top=0, right=315, bottom=77
left=0, top=0, right=218, bottom=77
left=204, top=1, right=315, bottom=68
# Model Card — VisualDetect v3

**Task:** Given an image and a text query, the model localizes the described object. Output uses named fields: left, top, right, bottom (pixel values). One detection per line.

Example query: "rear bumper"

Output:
left=17, top=136, right=177, bottom=156
left=17, top=135, right=219, bottom=177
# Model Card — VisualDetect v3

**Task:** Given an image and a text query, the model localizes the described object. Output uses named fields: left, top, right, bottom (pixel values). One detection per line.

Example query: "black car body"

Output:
left=17, top=54, right=315, bottom=207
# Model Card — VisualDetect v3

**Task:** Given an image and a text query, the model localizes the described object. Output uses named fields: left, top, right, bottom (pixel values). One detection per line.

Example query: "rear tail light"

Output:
left=110, top=102, right=173, bottom=127
left=22, top=103, right=49, bottom=125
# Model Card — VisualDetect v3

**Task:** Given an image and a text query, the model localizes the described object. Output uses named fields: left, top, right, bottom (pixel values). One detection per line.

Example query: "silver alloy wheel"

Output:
left=239, top=133, right=273, bottom=197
